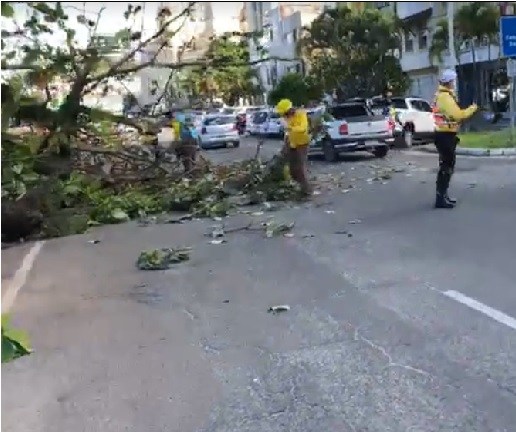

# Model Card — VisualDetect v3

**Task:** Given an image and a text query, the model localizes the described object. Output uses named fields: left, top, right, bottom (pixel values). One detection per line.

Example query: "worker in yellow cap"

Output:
left=275, top=98, right=311, bottom=196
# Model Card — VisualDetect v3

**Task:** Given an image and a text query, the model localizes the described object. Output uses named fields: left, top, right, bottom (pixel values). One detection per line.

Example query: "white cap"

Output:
left=440, top=69, right=457, bottom=83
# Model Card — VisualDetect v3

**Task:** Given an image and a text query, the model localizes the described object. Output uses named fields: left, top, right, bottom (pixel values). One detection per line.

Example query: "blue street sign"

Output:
left=500, top=15, right=516, bottom=57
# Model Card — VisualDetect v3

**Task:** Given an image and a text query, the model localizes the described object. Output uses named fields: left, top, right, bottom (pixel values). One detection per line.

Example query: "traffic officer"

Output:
left=433, top=69, right=478, bottom=208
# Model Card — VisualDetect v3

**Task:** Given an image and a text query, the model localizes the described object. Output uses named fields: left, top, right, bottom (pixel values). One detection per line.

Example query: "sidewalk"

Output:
left=417, top=144, right=516, bottom=157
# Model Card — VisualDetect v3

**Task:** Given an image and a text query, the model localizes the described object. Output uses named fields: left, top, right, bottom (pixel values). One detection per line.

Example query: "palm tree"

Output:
left=429, top=19, right=463, bottom=67
left=455, top=2, right=500, bottom=104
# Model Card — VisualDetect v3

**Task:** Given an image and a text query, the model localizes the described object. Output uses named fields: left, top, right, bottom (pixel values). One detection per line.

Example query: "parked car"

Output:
left=247, top=110, right=269, bottom=135
left=308, top=102, right=395, bottom=162
left=248, top=110, right=284, bottom=137
left=198, top=115, right=240, bottom=149
left=262, top=112, right=285, bottom=137
left=388, top=97, right=435, bottom=147
left=244, top=106, right=266, bottom=133
left=369, top=96, right=435, bottom=147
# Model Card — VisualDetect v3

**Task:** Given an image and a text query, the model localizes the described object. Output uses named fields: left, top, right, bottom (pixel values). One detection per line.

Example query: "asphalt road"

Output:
left=3, top=138, right=516, bottom=432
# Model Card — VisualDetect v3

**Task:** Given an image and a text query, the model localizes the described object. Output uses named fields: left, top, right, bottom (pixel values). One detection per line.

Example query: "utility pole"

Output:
left=447, top=2, right=458, bottom=97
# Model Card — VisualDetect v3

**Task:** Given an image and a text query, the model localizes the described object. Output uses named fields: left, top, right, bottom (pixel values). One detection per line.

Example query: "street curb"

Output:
left=415, top=146, right=516, bottom=157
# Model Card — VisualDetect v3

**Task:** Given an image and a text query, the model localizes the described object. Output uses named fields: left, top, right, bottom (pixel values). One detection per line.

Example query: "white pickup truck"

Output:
left=379, top=97, right=435, bottom=147
left=308, top=103, right=395, bottom=162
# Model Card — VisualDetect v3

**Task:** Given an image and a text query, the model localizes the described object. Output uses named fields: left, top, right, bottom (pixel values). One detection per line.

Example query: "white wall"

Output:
left=396, top=2, right=433, bottom=20
left=408, top=73, right=438, bottom=102
left=248, top=4, right=324, bottom=96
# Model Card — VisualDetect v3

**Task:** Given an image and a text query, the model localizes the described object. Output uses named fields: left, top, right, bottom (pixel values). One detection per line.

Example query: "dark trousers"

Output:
left=175, top=139, right=198, bottom=173
left=288, top=145, right=312, bottom=195
left=434, top=131, right=457, bottom=195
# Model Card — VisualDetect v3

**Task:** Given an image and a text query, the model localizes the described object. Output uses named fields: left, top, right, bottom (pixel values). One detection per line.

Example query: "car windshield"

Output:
left=391, top=98, right=409, bottom=109
left=330, top=104, right=369, bottom=119
left=409, top=99, right=432, bottom=112
left=204, top=116, right=235, bottom=126
left=252, top=112, right=269, bottom=124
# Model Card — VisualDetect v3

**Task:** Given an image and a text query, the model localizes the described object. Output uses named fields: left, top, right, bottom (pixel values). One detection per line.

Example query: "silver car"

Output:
left=198, top=115, right=240, bottom=149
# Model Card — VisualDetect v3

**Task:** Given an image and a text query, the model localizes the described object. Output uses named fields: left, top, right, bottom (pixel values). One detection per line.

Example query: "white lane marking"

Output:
left=443, top=290, right=516, bottom=331
left=2, top=241, right=45, bottom=314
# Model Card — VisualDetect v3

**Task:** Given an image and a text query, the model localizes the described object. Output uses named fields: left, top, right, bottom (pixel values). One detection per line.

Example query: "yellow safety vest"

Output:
left=432, top=85, right=476, bottom=133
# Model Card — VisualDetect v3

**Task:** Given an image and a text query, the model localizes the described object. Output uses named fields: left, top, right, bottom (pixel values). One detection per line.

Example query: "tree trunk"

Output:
left=37, top=77, right=87, bottom=155
left=471, top=43, right=478, bottom=105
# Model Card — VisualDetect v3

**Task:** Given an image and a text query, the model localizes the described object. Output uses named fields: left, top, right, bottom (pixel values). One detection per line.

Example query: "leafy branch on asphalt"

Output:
left=1, top=315, right=31, bottom=363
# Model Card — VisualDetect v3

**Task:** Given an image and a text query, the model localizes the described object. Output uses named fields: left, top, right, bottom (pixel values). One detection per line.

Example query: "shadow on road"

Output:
left=309, top=152, right=379, bottom=164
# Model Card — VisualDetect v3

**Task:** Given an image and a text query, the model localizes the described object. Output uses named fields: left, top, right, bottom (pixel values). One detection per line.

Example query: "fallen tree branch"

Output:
left=85, top=3, right=196, bottom=86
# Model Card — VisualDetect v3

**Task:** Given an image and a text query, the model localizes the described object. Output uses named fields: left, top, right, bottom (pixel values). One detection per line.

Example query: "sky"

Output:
left=4, top=2, right=243, bottom=49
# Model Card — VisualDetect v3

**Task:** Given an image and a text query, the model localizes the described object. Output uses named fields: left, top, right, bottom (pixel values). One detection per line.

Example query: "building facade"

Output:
left=244, top=1, right=506, bottom=107
left=385, top=1, right=505, bottom=106
left=138, top=2, right=244, bottom=107
left=245, top=2, right=335, bottom=100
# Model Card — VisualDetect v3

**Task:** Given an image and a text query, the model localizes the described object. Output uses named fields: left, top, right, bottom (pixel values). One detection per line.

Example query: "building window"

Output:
left=418, top=29, right=428, bottom=50
left=404, top=32, right=414, bottom=52
left=375, top=2, right=390, bottom=9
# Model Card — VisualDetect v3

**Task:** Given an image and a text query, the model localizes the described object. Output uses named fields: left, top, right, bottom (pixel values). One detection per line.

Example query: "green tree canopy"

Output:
left=267, top=72, right=322, bottom=107
left=298, top=6, right=409, bottom=99
left=182, top=36, right=261, bottom=105
left=1, top=1, right=196, bottom=152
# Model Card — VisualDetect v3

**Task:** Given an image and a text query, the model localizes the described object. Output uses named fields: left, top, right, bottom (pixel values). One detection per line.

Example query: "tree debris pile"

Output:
left=1, top=132, right=299, bottom=242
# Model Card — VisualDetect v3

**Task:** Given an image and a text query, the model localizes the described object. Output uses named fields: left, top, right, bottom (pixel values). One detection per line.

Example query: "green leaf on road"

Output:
left=264, top=221, right=295, bottom=238
left=136, top=247, right=191, bottom=270
left=1, top=315, right=31, bottom=363
left=111, top=208, right=130, bottom=222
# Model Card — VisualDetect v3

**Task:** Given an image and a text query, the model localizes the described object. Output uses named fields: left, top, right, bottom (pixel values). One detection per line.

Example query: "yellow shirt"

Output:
left=434, top=85, right=477, bottom=133
left=171, top=120, right=181, bottom=141
left=286, top=109, right=310, bottom=148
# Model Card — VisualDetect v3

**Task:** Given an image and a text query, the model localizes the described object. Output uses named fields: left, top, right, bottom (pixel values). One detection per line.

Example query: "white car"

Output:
left=198, top=115, right=240, bottom=149
left=247, top=110, right=268, bottom=135
left=388, top=97, right=435, bottom=147
left=244, top=106, right=266, bottom=133
left=247, top=109, right=284, bottom=136
left=308, top=102, right=394, bottom=162
left=262, top=112, right=284, bottom=137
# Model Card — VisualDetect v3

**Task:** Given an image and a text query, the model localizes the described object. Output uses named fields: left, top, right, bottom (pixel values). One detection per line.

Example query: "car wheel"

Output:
left=402, top=125, right=414, bottom=148
left=233, top=141, right=240, bottom=148
left=322, top=140, right=338, bottom=162
left=373, top=146, right=389, bottom=158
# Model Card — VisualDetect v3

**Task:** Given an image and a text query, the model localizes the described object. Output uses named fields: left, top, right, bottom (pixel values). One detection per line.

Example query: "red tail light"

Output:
left=202, top=127, right=207, bottom=134
left=433, top=113, right=445, bottom=126
left=339, top=123, right=348, bottom=135
left=387, top=118, right=395, bottom=132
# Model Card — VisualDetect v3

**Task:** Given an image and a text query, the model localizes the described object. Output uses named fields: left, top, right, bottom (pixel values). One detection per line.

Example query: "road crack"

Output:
left=353, top=327, right=434, bottom=379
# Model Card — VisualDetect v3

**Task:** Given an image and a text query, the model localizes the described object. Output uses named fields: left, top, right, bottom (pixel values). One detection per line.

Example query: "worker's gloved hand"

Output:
left=470, top=103, right=479, bottom=112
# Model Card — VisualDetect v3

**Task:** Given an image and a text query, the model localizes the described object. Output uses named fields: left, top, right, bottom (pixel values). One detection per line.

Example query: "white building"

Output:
left=138, top=2, right=244, bottom=106
left=389, top=2, right=503, bottom=105
left=245, top=2, right=334, bottom=100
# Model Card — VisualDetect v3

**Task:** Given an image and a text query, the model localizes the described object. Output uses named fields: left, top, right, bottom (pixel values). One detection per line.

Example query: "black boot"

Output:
left=435, top=193, right=454, bottom=209
left=445, top=193, right=457, bottom=204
